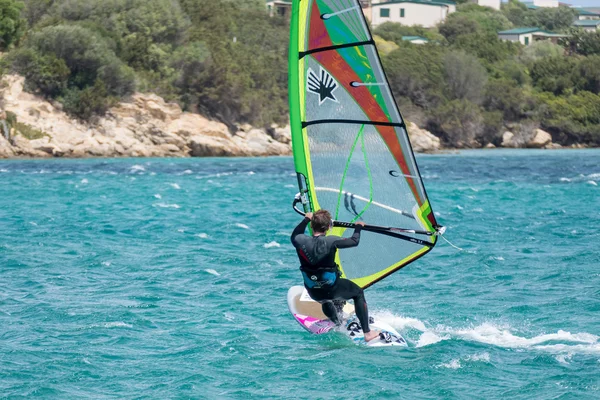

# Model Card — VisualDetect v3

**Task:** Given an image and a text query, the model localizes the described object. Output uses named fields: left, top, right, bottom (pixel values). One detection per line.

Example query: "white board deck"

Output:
left=287, top=285, right=407, bottom=347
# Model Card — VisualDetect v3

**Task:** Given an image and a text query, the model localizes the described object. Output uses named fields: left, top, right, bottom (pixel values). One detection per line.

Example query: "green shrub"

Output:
left=10, top=48, right=70, bottom=97
left=61, top=80, right=111, bottom=120
left=15, top=122, right=49, bottom=140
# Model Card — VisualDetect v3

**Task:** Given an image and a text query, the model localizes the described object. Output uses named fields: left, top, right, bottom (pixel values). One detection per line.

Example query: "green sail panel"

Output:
left=289, top=0, right=439, bottom=289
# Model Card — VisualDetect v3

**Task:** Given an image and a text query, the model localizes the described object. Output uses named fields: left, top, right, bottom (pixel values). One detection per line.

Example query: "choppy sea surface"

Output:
left=1, top=150, right=599, bottom=399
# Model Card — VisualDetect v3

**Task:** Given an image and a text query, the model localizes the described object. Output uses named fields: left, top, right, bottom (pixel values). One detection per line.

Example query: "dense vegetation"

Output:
left=376, top=1, right=600, bottom=146
left=0, top=0, right=598, bottom=146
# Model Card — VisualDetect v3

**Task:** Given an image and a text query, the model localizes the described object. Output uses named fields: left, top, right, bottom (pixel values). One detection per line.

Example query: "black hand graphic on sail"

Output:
left=307, top=67, right=338, bottom=105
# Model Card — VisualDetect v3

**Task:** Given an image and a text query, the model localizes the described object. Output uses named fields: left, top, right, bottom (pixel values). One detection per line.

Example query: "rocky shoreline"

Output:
left=0, top=75, right=580, bottom=159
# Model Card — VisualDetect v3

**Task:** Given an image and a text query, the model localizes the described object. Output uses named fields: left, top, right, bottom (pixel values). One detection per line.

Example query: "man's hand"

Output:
left=305, top=212, right=313, bottom=220
left=356, top=221, right=365, bottom=226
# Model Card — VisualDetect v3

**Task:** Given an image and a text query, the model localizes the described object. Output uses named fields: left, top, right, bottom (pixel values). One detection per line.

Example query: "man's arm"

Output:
left=290, top=212, right=313, bottom=246
left=332, top=223, right=364, bottom=249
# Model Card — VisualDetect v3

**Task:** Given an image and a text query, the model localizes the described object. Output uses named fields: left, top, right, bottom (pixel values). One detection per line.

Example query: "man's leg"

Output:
left=330, top=279, right=380, bottom=341
left=321, top=301, right=341, bottom=325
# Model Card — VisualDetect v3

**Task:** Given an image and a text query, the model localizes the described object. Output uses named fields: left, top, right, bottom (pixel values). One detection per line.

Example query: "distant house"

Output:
left=520, top=0, right=559, bottom=8
left=266, top=0, right=292, bottom=18
left=498, top=27, right=568, bottom=45
left=402, top=35, right=429, bottom=44
left=469, top=0, right=501, bottom=10
left=573, top=19, right=600, bottom=32
left=572, top=8, right=600, bottom=20
left=370, top=0, right=456, bottom=28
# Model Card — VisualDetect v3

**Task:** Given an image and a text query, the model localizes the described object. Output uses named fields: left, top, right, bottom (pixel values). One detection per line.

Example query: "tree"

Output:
left=519, top=40, right=564, bottom=65
left=536, top=91, right=600, bottom=145
left=530, top=55, right=577, bottom=95
left=428, top=99, right=484, bottom=147
left=0, top=0, right=25, bottom=50
left=443, top=51, right=487, bottom=104
left=382, top=43, right=446, bottom=110
left=562, top=28, right=600, bottom=56
left=529, top=6, right=578, bottom=32
left=483, top=78, right=533, bottom=121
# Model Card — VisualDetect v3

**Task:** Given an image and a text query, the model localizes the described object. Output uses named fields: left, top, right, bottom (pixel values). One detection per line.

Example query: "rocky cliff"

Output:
left=0, top=74, right=445, bottom=158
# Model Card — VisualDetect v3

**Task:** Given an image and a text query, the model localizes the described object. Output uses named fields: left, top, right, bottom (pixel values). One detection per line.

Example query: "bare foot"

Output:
left=364, top=330, right=381, bottom=342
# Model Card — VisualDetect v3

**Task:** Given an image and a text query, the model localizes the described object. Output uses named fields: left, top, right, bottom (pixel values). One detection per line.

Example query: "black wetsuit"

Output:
left=290, top=217, right=371, bottom=333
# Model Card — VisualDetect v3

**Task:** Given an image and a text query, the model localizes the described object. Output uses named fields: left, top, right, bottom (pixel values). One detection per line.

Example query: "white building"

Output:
left=266, top=0, right=292, bottom=18
left=498, top=27, right=567, bottom=45
left=572, top=19, right=600, bottom=32
left=470, top=0, right=501, bottom=10
left=521, top=0, right=559, bottom=8
left=370, top=0, right=456, bottom=28
left=572, top=7, right=600, bottom=20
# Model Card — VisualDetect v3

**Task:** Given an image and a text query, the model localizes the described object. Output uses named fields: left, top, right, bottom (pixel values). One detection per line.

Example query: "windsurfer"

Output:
left=291, top=210, right=380, bottom=342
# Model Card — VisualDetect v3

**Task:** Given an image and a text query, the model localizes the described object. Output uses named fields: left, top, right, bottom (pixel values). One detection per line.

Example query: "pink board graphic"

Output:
left=294, top=313, right=335, bottom=334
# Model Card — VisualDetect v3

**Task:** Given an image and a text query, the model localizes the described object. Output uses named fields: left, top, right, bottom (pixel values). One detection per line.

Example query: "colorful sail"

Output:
left=289, top=0, right=440, bottom=289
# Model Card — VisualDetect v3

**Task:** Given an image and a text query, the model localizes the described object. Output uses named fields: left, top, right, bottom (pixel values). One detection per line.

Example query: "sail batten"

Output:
left=289, top=0, right=439, bottom=289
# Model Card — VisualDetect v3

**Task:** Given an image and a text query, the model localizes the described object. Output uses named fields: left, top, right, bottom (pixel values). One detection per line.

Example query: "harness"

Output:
left=300, top=266, right=340, bottom=289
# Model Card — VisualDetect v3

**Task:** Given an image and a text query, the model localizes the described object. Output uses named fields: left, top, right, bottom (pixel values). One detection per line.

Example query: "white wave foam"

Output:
left=92, top=322, right=132, bottom=328
left=587, top=173, right=600, bottom=179
left=439, top=359, right=461, bottom=369
left=555, top=353, right=573, bottom=364
left=466, top=352, right=491, bottom=362
left=587, top=181, right=597, bottom=186
left=374, top=310, right=427, bottom=331
left=205, top=269, right=220, bottom=276
left=535, top=343, right=600, bottom=355
left=169, top=183, right=181, bottom=189
left=447, top=323, right=598, bottom=349
left=177, top=229, right=185, bottom=233
left=264, top=241, right=281, bottom=248
left=101, top=261, right=111, bottom=267
left=106, top=322, right=132, bottom=328
left=247, top=171, right=255, bottom=175
left=0, top=169, right=8, bottom=173
left=235, top=223, right=250, bottom=229
left=417, top=331, right=448, bottom=348
left=130, top=165, right=145, bottom=172
left=153, top=203, right=180, bottom=209
left=196, top=233, right=209, bottom=239
left=183, top=170, right=192, bottom=174
left=154, top=194, right=162, bottom=199
left=81, top=179, right=88, bottom=184
left=560, top=177, right=571, bottom=182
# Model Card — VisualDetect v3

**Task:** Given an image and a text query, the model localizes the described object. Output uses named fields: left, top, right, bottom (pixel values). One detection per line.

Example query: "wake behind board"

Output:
left=287, top=286, right=407, bottom=347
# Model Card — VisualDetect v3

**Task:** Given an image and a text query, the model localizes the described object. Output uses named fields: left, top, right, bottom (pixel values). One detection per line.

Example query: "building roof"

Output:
left=372, top=0, right=456, bottom=8
left=569, top=6, right=600, bottom=16
left=573, top=19, right=600, bottom=27
left=498, top=27, right=545, bottom=35
left=402, top=36, right=429, bottom=42
left=521, top=2, right=540, bottom=10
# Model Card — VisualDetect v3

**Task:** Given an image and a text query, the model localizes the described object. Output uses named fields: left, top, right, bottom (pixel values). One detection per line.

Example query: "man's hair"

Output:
left=311, top=209, right=332, bottom=233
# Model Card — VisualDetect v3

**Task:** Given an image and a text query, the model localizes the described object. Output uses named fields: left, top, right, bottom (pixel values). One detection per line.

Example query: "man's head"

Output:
left=311, top=209, right=332, bottom=233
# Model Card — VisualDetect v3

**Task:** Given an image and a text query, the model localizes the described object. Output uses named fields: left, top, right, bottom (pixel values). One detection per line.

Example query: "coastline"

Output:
left=0, top=74, right=593, bottom=160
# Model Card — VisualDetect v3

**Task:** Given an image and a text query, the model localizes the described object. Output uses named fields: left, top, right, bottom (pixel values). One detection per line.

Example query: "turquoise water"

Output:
left=1, top=150, right=599, bottom=399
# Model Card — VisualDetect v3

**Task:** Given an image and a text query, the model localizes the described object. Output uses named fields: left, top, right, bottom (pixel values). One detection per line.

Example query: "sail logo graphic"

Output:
left=307, top=67, right=339, bottom=105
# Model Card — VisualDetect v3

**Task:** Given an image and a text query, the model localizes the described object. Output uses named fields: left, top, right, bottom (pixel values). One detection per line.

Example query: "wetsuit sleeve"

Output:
left=290, top=217, right=310, bottom=247
left=331, top=225, right=362, bottom=249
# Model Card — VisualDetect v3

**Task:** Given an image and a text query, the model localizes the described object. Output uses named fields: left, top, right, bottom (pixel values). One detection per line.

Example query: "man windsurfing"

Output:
left=291, top=209, right=380, bottom=342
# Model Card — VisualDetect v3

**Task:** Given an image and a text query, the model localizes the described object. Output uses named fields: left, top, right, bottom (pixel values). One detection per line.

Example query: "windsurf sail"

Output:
left=289, top=0, right=441, bottom=289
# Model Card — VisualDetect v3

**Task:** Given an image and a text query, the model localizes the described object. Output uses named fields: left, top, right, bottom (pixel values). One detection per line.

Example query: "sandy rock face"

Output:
left=0, top=74, right=292, bottom=158
left=527, top=129, right=553, bottom=149
left=501, top=131, right=518, bottom=148
left=406, top=122, right=441, bottom=152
